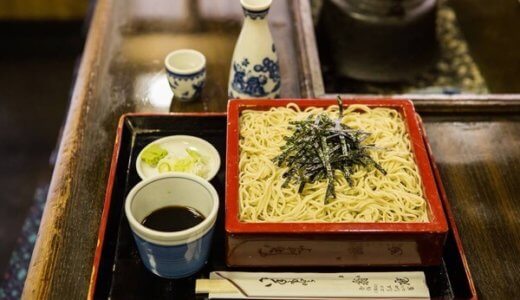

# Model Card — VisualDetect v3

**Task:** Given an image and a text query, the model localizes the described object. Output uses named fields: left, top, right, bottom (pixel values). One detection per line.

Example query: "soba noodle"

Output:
left=238, top=104, right=428, bottom=223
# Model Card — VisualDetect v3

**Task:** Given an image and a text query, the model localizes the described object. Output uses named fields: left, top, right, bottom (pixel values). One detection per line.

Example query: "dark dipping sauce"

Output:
left=141, top=206, right=205, bottom=232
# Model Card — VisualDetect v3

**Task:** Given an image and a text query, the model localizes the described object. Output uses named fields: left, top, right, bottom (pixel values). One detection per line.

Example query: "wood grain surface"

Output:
left=22, top=0, right=303, bottom=298
left=423, top=113, right=520, bottom=298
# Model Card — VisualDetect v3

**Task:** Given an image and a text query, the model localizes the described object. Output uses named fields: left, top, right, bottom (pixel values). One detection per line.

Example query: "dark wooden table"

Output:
left=23, top=0, right=520, bottom=299
left=22, top=0, right=303, bottom=298
left=422, top=113, right=520, bottom=299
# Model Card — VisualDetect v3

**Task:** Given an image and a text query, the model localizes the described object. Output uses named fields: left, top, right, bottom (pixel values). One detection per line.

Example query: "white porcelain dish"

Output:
left=136, top=135, right=220, bottom=181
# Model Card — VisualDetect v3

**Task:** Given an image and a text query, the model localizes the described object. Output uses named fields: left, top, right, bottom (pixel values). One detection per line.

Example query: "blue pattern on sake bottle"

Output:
left=228, top=0, right=280, bottom=99
left=230, top=57, right=280, bottom=98
left=243, top=8, right=269, bottom=20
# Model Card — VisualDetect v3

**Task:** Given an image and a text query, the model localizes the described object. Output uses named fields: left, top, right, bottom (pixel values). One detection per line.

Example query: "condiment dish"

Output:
left=125, top=172, right=219, bottom=278
left=136, top=135, right=220, bottom=181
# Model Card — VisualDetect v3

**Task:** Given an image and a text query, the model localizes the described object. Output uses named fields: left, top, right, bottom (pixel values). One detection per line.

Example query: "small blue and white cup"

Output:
left=164, top=49, right=206, bottom=102
left=125, top=172, right=219, bottom=279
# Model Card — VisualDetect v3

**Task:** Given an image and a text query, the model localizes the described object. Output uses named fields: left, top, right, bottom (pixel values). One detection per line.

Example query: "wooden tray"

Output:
left=88, top=113, right=476, bottom=299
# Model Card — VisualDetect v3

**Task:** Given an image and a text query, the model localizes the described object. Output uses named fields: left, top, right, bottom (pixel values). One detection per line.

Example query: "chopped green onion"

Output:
left=141, top=144, right=168, bottom=167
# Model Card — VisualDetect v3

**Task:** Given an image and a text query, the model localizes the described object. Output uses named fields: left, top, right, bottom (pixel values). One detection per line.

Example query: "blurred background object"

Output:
left=0, top=0, right=87, bottom=20
left=319, top=0, right=439, bottom=83
left=312, top=0, right=520, bottom=95
left=0, top=0, right=89, bottom=298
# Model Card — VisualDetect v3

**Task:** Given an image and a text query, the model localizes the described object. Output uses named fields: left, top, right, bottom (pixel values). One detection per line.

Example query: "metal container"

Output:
left=319, top=0, right=438, bottom=82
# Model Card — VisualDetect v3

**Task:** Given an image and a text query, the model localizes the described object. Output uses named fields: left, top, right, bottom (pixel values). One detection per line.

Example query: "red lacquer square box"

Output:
left=225, top=99, right=448, bottom=267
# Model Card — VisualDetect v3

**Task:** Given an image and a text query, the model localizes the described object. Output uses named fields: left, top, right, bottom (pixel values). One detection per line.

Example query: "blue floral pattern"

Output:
left=166, top=69, right=205, bottom=101
left=230, top=57, right=281, bottom=98
left=192, top=81, right=204, bottom=99
left=243, top=8, right=269, bottom=20
left=167, top=68, right=205, bottom=81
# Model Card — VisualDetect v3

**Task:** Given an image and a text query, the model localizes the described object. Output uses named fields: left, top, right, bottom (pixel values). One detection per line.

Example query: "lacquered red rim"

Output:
left=225, top=99, right=448, bottom=234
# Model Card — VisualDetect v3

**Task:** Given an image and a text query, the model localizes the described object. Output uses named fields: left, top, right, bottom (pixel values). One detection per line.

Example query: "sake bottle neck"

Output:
left=242, top=8, right=270, bottom=23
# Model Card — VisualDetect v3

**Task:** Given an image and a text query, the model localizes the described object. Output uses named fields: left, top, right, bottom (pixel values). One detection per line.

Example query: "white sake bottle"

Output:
left=228, top=0, right=281, bottom=99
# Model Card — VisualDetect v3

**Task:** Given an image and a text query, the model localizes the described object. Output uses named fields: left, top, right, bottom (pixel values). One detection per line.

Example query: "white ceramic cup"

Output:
left=125, top=172, right=219, bottom=278
left=165, top=49, right=206, bottom=102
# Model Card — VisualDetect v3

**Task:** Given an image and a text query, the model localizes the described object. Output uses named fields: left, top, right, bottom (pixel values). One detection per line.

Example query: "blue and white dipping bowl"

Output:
left=124, top=173, right=219, bottom=279
left=165, top=49, right=206, bottom=102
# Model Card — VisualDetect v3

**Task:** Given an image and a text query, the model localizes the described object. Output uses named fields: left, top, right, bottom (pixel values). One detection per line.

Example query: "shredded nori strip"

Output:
left=274, top=96, right=386, bottom=203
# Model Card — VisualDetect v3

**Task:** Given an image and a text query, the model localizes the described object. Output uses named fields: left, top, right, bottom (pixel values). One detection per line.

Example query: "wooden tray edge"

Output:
left=418, top=114, right=479, bottom=299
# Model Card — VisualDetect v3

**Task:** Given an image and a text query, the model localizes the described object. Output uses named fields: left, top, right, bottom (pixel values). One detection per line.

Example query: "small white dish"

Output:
left=136, top=135, right=220, bottom=181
